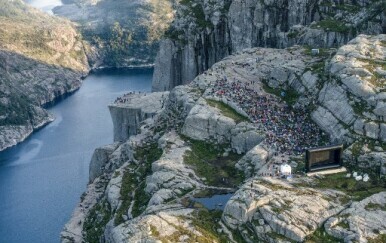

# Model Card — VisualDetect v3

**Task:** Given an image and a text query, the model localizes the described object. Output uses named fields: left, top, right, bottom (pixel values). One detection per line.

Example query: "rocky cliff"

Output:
left=63, top=35, right=386, bottom=243
left=152, top=0, right=385, bottom=91
left=0, top=0, right=89, bottom=151
left=53, top=0, right=174, bottom=68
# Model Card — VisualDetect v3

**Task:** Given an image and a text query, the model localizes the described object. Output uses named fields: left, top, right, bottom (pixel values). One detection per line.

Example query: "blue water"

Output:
left=193, top=193, right=234, bottom=210
left=0, top=68, right=153, bottom=243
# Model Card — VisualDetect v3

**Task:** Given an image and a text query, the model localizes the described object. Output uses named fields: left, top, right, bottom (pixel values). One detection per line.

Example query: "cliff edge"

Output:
left=152, top=0, right=385, bottom=92
left=63, top=35, right=386, bottom=243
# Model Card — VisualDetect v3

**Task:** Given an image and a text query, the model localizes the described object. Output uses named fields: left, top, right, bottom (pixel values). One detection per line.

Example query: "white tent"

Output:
left=280, top=164, right=292, bottom=176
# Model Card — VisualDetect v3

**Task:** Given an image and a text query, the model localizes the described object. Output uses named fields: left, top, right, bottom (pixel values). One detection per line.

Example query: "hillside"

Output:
left=53, top=0, right=174, bottom=68
left=0, top=0, right=89, bottom=151
left=62, top=34, right=386, bottom=243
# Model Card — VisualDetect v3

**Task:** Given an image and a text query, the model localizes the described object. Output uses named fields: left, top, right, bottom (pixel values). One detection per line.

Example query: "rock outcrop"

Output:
left=312, top=35, right=386, bottom=143
left=223, top=178, right=346, bottom=242
left=152, top=0, right=385, bottom=91
left=181, top=98, right=264, bottom=154
left=63, top=35, right=386, bottom=243
left=109, top=92, right=169, bottom=142
left=325, top=192, right=386, bottom=242
left=0, top=0, right=89, bottom=151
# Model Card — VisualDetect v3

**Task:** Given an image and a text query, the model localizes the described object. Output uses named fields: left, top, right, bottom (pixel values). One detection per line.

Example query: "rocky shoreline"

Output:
left=0, top=64, right=156, bottom=152
left=62, top=35, right=386, bottom=242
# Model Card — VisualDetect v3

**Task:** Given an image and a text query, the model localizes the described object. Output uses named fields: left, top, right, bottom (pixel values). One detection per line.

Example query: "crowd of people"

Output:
left=114, top=91, right=143, bottom=104
left=207, top=75, right=328, bottom=157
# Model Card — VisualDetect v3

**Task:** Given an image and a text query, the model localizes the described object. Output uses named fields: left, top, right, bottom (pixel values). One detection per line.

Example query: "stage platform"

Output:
left=307, top=167, right=347, bottom=177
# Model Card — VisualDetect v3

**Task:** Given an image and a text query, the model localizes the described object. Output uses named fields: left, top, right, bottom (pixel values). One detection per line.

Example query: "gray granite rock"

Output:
left=89, top=143, right=120, bottom=183
left=325, top=192, right=386, bottom=242
left=109, top=92, right=168, bottom=142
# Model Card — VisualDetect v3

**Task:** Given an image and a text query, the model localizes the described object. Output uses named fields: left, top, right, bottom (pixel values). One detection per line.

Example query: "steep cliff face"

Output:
left=108, top=92, right=169, bottom=142
left=0, top=0, right=89, bottom=151
left=152, top=0, right=385, bottom=91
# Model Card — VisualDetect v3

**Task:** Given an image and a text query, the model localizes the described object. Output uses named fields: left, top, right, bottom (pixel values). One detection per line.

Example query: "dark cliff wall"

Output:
left=152, top=0, right=385, bottom=91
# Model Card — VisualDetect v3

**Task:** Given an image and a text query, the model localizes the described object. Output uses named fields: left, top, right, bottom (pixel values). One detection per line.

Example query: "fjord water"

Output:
left=0, top=68, right=153, bottom=243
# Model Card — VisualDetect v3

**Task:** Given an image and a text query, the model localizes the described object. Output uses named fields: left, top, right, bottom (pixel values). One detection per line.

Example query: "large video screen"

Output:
left=306, top=145, right=343, bottom=172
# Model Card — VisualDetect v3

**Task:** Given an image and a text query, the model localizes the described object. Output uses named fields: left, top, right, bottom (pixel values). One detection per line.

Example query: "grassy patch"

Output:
left=352, top=100, right=369, bottom=116
left=182, top=137, right=244, bottom=187
left=83, top=200, right=112, bottom=243
left=349, top=139, right=386, bottom=157
left=150, top=225, right=160, bottom=238
left=355, top=58, right=386, bottom=88
left=336, top=220, right=350, bottom=229
left=309, top=172, right=386, bottom=201
left=157, top=209, right=228, bottom=242
left=158, top=208, right=244, bottom=243
left=205, top=99, right=249, bottom=123
left=312, top=19, right=351, bottom=33
left=267, top=231, right=296, bottom=242
left=270, top=201, right=292, bottom=214
left=305, top=227, right=344, bottom=243
left=261, top=82, right=299, bottom=106
left=114, top=142, right=163, bottom=225
left=287, top=30, right=300, bottom=38
left=191, top=209, right=228, bottom=241
left=131, top=181, right=152, bottom=218
left=365, top=202, right=386, bottom=211
left=368, top=234, right=386, bottom=243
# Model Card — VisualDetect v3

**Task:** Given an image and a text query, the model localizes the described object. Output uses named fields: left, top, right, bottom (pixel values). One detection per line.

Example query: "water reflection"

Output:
left=0, top=68, right=153, bottom=243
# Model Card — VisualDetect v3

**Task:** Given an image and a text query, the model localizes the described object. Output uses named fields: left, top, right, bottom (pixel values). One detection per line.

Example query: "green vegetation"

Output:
left=336, top=220, right=350, bottom=229
left=365, top=202, right=386, bottom=211
left=355, top=58, right=386, bottom=88
left=114, top=142, right=163, bottom=225
left=312, top=19, right=351, bottom=33
left=105, top=22, right=133, bottom=65
left=352, top=100, right=369, bottom=116
left=308, top=172, right=386, bottom=201
left=191, top=210, right=228, bottom=241
left=261, top=82, right=299, bottom=106
left=0, top=94, right=33, bottom=126
left=368, top=234, right=386, bottom=243
left=305, top=227, right=344, bottom=243
left=155, top=209, right=241, bottom=243
left=182, top=137, right=244, bottom=187
left=267, top=231, right=296, bottom=243
left=0, top=0, right=87, bottom=70
left=319, top=2, right=361, bottom=13
left=164, top=26, right=185, bottom=42
left=83, top=200, right=112, bottom=243
left=350, top=139, right=386, bottom=157
left=205, top=99, right=249, bottom=123
left=287, top=30, right=300, bottom=38
left=180, top=0, right=213, bottom=29
left=290, top=156, right=306, bottom=174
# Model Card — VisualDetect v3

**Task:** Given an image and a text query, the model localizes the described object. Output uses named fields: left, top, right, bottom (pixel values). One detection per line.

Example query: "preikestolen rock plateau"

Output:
left=62, top=34, right=386, bottom=243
